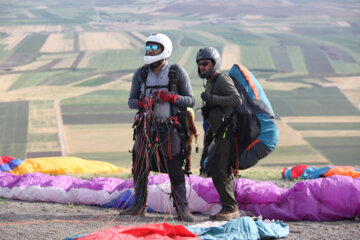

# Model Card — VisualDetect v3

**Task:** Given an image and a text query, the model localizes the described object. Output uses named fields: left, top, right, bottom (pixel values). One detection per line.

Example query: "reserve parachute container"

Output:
left=228, top=64, right=279, bottom=167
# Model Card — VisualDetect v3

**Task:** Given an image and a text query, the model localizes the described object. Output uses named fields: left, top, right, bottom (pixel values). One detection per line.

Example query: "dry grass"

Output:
left=326, top=76, right=360, bottom=109
left=79, top=32, right=137, bottom=51
left=131, top=31, right=147, bottom=42
left=0, top=25, right=62, bottom=34
left=276, top=119, right=307, bottom=146
left=12, top=59, right=53, bottom=71
left=220, top=45, right=240, bottom=71
left=178, top=47, right=194, bottom=66
left=189, top=30, right=233, bottom=46
left=64, top=124, right=134, bottom=154
left=40, top=33, right=73, bottom=53
left=26, top=142, right=61, bottom=152
left=1, top=32, right=28, bottom=50
left=0, top=74, right=21, bottom=92
left=0, top=86, right=95, bottom=102
left=299, top=130, right=360, bottom=137
left=27, top=100, right=61, bottom=152
left=282, top=116, right=360, bottom=123
left=106, top=73, right=133, bottom=90
left=260, top=153, right=329, bottom=166
left=28, top=101, right=58, bottom=134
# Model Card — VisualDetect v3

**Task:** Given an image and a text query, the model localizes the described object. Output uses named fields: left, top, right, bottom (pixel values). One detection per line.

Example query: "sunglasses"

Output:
left=146, top=45, right=159, bottom=51
left=198, top=60, right=210, bottom=67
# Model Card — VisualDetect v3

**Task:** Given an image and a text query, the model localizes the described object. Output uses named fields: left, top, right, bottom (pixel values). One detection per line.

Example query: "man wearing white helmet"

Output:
left=124, top=33, right=195, bottom=222
left=196, top=47, right=242, bottom=221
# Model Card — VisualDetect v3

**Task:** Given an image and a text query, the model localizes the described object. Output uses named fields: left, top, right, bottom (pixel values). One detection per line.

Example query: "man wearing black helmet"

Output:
left=123, top=33, right=195, bottom=222
left=196, top=47, right=242, bottom=221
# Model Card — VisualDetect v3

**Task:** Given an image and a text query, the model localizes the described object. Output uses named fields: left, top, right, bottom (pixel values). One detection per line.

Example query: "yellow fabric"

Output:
left=9, top=157, right=129, bottom=175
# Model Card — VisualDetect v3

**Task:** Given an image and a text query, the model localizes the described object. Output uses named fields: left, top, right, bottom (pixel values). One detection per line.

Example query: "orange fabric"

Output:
left=185, top=108, right=198, bottom=172
left=324, top=167, right=360, bottom=178
left=235, top=64, right=260, bottom=100
left=186, top=108, right=198, bottom=138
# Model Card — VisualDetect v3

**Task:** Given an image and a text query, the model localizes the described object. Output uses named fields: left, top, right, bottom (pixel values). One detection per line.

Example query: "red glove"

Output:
left=138, top=97, right=154, bottom=109
left=159, top=90, right=179, bottom=104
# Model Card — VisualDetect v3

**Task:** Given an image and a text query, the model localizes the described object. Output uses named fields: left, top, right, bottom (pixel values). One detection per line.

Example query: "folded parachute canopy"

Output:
left=282, top=164, right=360, bottom=180
left=1, top=172, right=359, bottom=221
left=66, top=217, right=289, bottom=240
left=0, top=156, right=128, bottom=175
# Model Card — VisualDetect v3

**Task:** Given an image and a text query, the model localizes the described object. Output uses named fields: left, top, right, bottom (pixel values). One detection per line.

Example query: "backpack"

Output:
left=225, top=64, right=278, bottom=171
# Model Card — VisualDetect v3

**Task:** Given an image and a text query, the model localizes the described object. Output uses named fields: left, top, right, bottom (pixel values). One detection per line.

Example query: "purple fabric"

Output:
left=0, top=172, right=126, bottom=193
left=1, top=172, right=359, bottom=221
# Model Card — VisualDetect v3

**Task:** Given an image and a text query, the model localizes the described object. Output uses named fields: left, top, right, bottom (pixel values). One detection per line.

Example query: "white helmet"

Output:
left=144, top=33, right=173, bottom=64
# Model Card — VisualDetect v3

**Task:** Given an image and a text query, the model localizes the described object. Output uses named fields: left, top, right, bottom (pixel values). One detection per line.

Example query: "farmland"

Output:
left=0, top=0, right=359, bottom=169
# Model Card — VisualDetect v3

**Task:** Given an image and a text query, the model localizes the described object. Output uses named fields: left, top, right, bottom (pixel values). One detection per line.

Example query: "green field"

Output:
left=0, top=0, right=359, bottom=170
left=305, top=137, right=360, bottom=166
left=0, top=101, right=29, bottom=158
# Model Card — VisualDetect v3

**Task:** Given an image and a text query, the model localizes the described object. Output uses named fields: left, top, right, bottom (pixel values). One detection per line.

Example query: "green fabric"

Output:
left=205, top=73, right=241, bottom=132
left=208, top=130, right=238, bottom=211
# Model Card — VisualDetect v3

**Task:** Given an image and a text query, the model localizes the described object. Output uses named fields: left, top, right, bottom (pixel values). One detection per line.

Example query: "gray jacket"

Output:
left=128, top=61, right=195, bottom=119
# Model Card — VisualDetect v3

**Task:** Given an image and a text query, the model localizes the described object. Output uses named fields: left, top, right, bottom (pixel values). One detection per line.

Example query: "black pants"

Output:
left=132, top=124, right=188, bottom=211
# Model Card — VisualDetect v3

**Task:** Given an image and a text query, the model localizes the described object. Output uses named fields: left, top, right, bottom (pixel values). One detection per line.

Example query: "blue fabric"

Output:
left=187, top=217, right=289, bottom=240
left=284, top=168, right=293, bottom=180
left=203, top=118, right=209, bottom=132
left=101, top=189, right=134, bottom=208
left=0, top=158, right=24, bottom=172
left=300, top=166, right=333, bottom=179
left=63, top=234, right=88, bottom=240
left=256, top=219, right=289, bottom=239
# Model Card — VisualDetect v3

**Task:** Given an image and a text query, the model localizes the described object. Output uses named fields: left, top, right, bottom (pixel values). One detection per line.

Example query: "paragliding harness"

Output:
left=132, top=64, right=190, bottom=174
left=201, top=71, right=261, bottom=177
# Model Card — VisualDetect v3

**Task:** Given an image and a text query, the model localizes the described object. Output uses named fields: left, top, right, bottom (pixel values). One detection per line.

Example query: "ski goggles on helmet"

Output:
left=146, top=44, right=159, bottom=51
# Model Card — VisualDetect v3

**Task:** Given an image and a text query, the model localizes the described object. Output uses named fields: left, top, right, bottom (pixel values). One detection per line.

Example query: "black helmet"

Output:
left=196, top=47, right=221, bottom=79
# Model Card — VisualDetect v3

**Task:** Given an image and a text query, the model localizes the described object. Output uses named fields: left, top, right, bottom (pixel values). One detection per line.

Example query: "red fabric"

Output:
left=77, top=222, right=198, bottom=240
left=291, top=164, right=308, bottom=179
left=160, top=90, right=179, bottom=104
left=0, top=156, right=14, bottom=165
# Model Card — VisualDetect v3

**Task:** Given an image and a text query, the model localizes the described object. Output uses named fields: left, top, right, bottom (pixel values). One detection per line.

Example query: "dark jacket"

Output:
left=205, top=73, right=242, bottom=133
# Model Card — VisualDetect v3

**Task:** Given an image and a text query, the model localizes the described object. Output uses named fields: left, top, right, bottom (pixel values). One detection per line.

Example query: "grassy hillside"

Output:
left=0, top=0, right=359, bottom=170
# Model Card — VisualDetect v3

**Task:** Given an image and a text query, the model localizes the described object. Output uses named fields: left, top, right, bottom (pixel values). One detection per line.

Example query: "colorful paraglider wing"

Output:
left=1, top=172, right=359, bottom=221
left=282, top=165, right=360, bottom=180
left=0, top=156, right=128, bottom=175
left=65, top=217, right=289, bottom=240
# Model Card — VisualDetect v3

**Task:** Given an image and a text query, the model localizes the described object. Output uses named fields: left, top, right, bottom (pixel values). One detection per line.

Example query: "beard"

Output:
left=150, top=59, right=164, bottom=69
